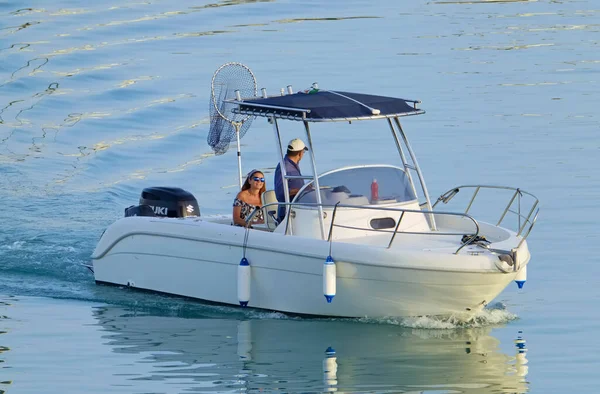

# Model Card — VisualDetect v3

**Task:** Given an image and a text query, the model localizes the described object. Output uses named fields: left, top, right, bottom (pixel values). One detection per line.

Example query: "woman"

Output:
left=232, top=169, right=266, bottom=227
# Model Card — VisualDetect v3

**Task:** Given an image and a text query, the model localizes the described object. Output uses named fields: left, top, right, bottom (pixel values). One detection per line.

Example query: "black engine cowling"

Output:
left=124, top=187, right=200, bottom=218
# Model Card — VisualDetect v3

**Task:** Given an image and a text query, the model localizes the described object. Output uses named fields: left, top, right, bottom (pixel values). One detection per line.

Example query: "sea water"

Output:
left=1, top=0, right=599, bottom=392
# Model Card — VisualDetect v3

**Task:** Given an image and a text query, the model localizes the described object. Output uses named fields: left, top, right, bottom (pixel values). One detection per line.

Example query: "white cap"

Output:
left=287, top=138, right=308, bottom=152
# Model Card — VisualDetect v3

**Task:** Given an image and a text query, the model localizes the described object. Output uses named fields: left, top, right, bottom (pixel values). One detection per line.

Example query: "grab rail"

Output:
left=432, top=185, right=540, bottom=241
left=246, top=202, right=480, bottom=254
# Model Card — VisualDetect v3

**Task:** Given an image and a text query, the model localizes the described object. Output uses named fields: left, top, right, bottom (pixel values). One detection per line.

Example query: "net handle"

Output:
left=234, top=123, right=243, bottom=188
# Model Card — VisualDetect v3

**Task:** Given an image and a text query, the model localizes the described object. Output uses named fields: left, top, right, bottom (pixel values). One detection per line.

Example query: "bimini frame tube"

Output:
left=271, top=117, right=292, bottom=233
left=387, top=118, right=419, bottom=201
left=393, top=117, right=437, bottom=231
left=303, top=120, right=326, bottom=240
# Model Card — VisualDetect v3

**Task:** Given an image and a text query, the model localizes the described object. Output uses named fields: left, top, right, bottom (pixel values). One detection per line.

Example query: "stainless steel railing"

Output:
left=432, top=185, right=540, bottom=246
left=246, top=202, right=480, bottom=254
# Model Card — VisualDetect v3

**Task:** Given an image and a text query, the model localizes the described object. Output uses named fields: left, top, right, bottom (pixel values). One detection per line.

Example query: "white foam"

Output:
left=1, top=241, right=26, bottom=251
left=356, top=304, right=518, bottom=329
left=246, top=310, right=291, bottom=320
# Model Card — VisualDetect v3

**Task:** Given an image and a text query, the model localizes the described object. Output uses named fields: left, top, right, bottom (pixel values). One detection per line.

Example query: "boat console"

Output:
left=295, top=165, right=417, bottom=206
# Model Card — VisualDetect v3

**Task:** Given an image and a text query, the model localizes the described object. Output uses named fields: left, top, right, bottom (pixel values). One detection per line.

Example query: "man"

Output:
left=274, top=138, right=308, bottom=221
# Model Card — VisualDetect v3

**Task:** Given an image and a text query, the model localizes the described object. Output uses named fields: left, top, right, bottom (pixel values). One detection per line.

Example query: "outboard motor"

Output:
left=124, top=204, right=156, bottom=217
left=124, top=187, right=200, bottom=218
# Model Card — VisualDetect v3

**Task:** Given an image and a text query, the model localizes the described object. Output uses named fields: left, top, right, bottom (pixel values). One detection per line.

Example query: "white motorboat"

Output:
left=90, top=73, right=539, bottom=321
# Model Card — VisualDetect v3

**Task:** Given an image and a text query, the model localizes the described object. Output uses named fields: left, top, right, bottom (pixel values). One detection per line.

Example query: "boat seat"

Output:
left=261, top=190, right=279, bottom=231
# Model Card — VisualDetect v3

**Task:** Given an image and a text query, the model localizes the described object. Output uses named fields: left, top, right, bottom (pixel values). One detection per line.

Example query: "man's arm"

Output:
left=289, top=188, right=300, bottom=200
left=273, top=165, right=284, bottom=202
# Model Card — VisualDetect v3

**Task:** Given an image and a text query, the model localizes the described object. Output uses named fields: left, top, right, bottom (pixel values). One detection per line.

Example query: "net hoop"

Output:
left=210, top=62, right=257, bottom=125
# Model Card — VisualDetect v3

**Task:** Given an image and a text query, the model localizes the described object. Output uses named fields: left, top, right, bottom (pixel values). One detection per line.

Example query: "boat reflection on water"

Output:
left=93, top=306, right=529, bottom=393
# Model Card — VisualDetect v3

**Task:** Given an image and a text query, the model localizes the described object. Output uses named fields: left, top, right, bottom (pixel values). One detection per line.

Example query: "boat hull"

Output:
left=92, top=217, right=528, bottom=319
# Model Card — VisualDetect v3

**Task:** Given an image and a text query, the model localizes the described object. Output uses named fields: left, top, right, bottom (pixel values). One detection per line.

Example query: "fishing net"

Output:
left=208, top=63, right=257, bottom=155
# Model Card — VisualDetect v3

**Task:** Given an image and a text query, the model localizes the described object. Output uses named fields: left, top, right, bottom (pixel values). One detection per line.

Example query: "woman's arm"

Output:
left=232, top=193, right=247, bottom=227
left=232, top=205, right=246, bottom=226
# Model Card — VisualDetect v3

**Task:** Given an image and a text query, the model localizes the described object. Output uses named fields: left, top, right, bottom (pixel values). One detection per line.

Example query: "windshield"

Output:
left=295, top=166, right=416, bottom=206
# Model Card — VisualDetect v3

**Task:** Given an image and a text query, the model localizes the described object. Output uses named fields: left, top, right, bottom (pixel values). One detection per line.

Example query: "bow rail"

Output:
left=433, top=185, right=540, bottom=246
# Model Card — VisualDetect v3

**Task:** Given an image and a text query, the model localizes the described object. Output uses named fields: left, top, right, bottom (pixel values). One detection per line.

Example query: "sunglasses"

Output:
left=252, top=177, right=265, bottom=182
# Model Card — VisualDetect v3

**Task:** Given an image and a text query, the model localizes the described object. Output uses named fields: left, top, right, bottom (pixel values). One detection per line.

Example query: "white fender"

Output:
left=238, top=257, right=250, bottom=306
left=323, top=255, right=336, bottom=303
left=515, top=265, right=527, bottom=289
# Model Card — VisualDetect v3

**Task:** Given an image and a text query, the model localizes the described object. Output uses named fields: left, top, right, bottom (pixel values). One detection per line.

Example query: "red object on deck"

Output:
left=371, top=179, right=379, bottom=202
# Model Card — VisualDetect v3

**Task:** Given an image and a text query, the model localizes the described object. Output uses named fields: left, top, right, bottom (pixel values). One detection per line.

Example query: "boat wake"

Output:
left=356, top=302, right=517, bottom=329
left=219, top=301, right=518, bottom=329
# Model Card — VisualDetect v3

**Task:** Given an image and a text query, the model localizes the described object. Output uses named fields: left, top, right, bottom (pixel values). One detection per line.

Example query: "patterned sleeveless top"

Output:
left=233, top=198, right=264, bottom=224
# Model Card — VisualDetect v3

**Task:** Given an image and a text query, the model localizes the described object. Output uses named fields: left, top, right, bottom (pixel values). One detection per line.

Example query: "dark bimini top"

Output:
left=236, top=90, right=424, bottom=122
